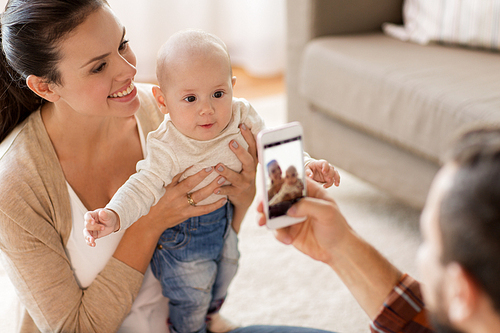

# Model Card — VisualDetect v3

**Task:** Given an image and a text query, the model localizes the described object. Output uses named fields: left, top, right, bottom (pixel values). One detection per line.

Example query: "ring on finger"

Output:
left=187, top=193, right=196, bottom=206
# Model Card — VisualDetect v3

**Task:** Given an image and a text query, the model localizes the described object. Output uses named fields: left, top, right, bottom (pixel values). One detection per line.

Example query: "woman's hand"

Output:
left=114, top=167, right=226, bottom=273
left=214, top=124, right=258, bottom=232
left=146, top=167, right=228, bottom=235
left=257, top=178, right=351, bottom=265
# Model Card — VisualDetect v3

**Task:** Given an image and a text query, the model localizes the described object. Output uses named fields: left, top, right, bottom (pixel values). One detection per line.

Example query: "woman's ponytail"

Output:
left=0, top=0, right=108, bottom=143
left=0, top=26, right=42, bottom=142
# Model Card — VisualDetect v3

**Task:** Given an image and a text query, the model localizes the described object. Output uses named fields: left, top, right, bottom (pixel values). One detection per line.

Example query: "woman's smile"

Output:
left=109, top=81, right=135, bottom=98
left=107, top=82, right=138, bottom=104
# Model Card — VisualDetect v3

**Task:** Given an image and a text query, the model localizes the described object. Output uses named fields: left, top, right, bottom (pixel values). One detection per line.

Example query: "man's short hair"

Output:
left=439, top=127, right=500, bottom=312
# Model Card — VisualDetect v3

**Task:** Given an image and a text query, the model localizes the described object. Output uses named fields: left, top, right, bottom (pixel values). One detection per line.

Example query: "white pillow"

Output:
left=383, top=0, right=500, bottom=50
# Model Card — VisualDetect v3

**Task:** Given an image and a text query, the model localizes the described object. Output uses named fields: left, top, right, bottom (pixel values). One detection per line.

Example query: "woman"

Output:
left=267, top=160, right=284, bottom=201
left=0, top=1, right=333, bottom=332
left=0, top=0, right=252, bottom=331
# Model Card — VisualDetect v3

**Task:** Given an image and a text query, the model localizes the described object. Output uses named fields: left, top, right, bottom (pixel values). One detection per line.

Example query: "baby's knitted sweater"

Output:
left=107, top=97, right=265, bottom=230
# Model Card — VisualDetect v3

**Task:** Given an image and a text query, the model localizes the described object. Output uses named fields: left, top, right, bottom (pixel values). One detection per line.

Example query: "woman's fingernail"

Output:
left=218, top=177, right=226, bottom=184
left=215, top=189, right=221, bottom=195
left=221, top=198, right=227, bottom=205
left=241, top=123, right=247, bottom=130
left=217, top=165, right=224, bottom=172
left=287, top=206, right=297, bottom=215
left=231, top=141, right=239, bottom=149
left=205, top=167, right=213, bottom=172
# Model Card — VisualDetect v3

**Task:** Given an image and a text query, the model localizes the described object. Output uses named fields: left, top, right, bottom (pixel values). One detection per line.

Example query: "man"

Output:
left=258, top=127, right=500, bottom=332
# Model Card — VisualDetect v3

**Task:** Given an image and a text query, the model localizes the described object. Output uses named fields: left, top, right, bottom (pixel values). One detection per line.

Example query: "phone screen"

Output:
left=262, top=135, right=306, bottom=219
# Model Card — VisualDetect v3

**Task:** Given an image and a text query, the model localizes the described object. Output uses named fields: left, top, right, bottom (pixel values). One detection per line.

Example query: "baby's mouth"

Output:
left=109, top=82, right=135, bottom=98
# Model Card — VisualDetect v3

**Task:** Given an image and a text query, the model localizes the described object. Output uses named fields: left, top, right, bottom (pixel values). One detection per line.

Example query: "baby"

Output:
left=84, top=29, right=339, bottom=333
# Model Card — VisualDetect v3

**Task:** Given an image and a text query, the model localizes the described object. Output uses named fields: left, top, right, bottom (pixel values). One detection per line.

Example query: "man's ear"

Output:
left=232, top=76, right=237, bottom=88
left=26, top=75, right=60, bottom=102
left=152, top=85, right=168, bottom=115
left=445, top=263, right=476, bottom=325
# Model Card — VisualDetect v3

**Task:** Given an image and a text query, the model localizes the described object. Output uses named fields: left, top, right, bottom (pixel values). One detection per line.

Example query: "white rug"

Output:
left=220, top=94, right=423, bottom=332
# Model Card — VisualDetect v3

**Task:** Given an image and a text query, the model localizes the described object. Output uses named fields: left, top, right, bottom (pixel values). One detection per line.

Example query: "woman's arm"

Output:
left=0, top=207, right=142, bottom=333
left=214, top=124, right=258, bottom=233
left=0, top=168, right=224, bottom=333
left=258, top=179, right=402, bottom=319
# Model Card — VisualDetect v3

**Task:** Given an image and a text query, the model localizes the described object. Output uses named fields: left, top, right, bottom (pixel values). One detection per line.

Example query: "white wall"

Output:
left=108, top=0, right=286, bottom=82
left=1, top=0, right=286, bottom=82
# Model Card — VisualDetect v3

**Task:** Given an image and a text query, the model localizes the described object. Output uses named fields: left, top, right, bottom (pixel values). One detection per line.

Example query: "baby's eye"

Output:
left=184, top=96, right=196, bottom=103
left=213, top=91, right=224, bottom=98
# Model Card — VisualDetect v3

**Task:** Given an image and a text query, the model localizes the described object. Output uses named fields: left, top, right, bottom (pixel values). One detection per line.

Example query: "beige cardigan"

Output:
left=0, top=84, right=164, bottom=333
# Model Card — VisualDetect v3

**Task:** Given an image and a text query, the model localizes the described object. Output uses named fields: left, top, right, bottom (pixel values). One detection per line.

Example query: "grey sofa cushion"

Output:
left=300, top=33, right=500, bottom=162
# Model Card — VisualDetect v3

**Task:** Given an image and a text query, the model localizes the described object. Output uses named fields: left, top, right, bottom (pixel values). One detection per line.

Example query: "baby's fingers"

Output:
left=84, top=212, right=105, bottom=231
left=83, top=228, right=97, bottom=247
left=306, top=168, right=313, bottom=178
left=319, top=161, right=341, bottom=188
left=325, top=168, right=341, bottom=188
left=333, top=168, right=341, bottom=187
left=322, top=169, right=335, bottom=188
left=86, top=223, right=105, bottom=231
left=84, top=211, right=102, bottom=227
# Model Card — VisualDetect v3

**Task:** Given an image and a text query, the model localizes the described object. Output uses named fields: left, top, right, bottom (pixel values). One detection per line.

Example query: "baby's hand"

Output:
left=83, top=209, right=120, bottom=247
left=305, top=159, right=340, bottom=188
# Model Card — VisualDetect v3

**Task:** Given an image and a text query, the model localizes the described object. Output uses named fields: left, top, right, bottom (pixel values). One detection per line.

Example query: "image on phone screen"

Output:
left=263, top=135, right=305, bottom=219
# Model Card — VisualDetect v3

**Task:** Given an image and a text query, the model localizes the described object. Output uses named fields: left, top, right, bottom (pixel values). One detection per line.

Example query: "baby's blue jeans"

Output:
left=151, top=202, right=238, bottom=333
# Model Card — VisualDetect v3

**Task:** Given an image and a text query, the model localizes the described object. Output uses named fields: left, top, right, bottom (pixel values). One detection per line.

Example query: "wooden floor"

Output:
left=232, top=67, right=285, bottom=100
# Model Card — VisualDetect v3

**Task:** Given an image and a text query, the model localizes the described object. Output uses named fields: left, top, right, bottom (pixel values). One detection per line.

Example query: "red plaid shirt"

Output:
left=371, top=274, right=435, bottom=333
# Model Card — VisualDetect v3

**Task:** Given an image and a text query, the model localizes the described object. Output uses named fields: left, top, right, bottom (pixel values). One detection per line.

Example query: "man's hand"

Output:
left=258, top=178, right=350, bottom=265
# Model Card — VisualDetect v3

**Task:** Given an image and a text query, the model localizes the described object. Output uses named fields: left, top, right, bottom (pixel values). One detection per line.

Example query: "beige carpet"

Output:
left=220, top=95, right=423, bottom=332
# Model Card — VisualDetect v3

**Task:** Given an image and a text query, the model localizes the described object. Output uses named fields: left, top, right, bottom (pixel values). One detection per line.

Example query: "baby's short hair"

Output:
left=156, top=29, right=232, bottom=87
left=286, top=165, right=298, bottom=176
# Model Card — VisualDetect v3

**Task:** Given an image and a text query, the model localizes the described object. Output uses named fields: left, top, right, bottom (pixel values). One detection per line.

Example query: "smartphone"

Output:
left=257, top=122, right=307, bottom=229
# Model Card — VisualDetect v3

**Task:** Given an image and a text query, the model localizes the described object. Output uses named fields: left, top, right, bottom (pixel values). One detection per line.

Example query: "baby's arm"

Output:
left=237, top=97, right=340, bottom=189
left=83, top=208, right=120, bottom=247
left=305, top=159, right=341, bottom=188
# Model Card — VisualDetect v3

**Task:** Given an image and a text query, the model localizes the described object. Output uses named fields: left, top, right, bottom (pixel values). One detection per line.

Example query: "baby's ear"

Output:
left=152, top=85, right=168, bottom=114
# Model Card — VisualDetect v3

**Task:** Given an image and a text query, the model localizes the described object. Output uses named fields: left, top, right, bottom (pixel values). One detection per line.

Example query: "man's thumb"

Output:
left=287, top=197, right=328, bottom=219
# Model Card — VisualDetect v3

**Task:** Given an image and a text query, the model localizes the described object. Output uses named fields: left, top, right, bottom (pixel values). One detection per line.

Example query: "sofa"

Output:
left=286, top=0, right=500, bottom=209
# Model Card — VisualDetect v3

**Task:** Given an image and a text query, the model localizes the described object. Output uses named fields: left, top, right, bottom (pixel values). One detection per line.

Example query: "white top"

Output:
left=64, top=116, right=169, bottom=333
left=107, top=97, right=265, bottom=230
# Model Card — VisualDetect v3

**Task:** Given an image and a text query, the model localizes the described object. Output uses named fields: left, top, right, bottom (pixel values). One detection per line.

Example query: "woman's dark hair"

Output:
left=0, top=0, right=108, bottom=142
